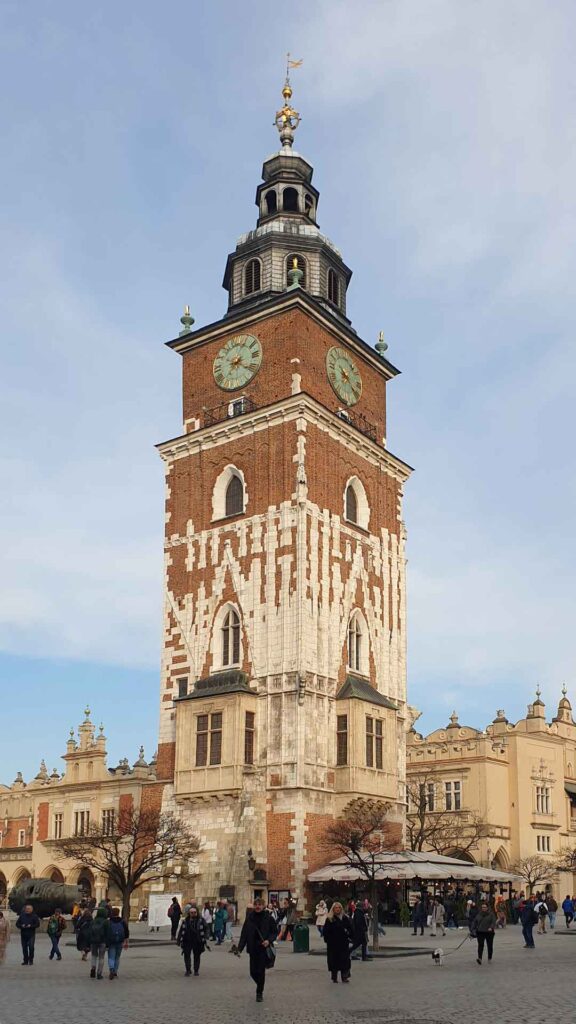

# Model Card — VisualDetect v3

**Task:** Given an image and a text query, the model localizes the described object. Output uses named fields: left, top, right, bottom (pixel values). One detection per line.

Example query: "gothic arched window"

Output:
left=225, top=474, right=244, bottom=517
left=244, top=258, right=261, bottom=296
left=347, top=614, right=363, bottom=673
left=286, top=253, right=306, bottom=289
left=265, top=190, right=277, bottom=215
left=283, top=187, right=299, bottom=212
left=222, top=608, right=241, bottom=667
left=328, top=268, right=340, bottom=306
left=345, top=483, right=358, bottom=524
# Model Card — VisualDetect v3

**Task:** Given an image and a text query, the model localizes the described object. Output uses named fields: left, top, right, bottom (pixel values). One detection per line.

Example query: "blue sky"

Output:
left=1, top=1, right=575, bottom=781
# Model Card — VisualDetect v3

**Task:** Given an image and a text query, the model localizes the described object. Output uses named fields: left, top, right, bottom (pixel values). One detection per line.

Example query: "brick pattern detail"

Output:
left=266, top=810, right=295, bottom=889
left=303, top=813, right=337, bottom=874
left=36, top=802, right=49, bottom=842
left=2, top=816, right=30, bottom=849
left=156, top=742, right=176, bottom=782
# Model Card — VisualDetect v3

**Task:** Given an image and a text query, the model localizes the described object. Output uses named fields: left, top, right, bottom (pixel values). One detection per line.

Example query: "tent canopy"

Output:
left=308, top=849, right=520, bottom=884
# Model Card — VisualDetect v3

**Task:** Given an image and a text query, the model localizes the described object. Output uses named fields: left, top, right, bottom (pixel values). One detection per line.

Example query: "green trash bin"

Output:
left=293, top=921, right=310, bottom=953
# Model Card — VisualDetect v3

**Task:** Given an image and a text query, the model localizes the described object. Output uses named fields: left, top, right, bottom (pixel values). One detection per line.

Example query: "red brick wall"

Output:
left=156, top=742, right=176, bottom=782
left=266, top=810, right=295, bottom=889
left=2, top=816, right=30, bottom=848
left=304, top=812, right=337, bottom=873
left=139, top=783, right=165, bottom=817
left=36, top=802, right=49, bottom=841
left=181, top=307, right=388, bottom=442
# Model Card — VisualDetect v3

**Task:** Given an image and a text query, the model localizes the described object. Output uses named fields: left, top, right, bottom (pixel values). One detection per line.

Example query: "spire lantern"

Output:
left=274, top=55, right=302, bottom=150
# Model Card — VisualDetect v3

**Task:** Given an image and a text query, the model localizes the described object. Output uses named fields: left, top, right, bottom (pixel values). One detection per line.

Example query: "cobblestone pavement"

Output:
left=0, top=924, right=573, bottom=1024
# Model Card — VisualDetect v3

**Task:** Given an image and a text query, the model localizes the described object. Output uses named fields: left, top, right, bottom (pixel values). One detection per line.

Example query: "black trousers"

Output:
left=171, top=917, right=180, bottom=939
left=183, top=949, right=201, bottom=974
left=477, top=931, right=494, bottom=961
left=21, top=932, right=36, bottom=963
left=249, top=953, right=266, bottom=994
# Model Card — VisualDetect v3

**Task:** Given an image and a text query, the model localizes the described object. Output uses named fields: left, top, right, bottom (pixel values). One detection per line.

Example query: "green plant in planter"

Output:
left=399, top=901, right=411, bottom=927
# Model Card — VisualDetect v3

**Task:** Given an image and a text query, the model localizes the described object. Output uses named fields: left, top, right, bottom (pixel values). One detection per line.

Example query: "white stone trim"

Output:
left=211, top=464, right=248, bottom=521
left=343, top=475, right=370, bottom=530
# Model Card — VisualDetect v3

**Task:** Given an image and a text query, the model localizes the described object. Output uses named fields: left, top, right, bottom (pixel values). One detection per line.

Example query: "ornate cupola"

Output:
left=222, top=71, right=353, bottom=323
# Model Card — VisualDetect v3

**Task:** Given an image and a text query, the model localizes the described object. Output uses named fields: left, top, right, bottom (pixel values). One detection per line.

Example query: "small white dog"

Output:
left=431, top=947, right=445, bottom=966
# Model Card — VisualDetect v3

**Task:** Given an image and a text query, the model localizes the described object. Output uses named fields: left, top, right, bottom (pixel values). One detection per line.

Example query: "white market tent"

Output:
left=308, top=850, right=521, bottom=885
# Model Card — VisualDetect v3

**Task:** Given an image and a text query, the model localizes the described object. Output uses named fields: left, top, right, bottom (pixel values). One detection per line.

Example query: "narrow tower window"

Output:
left=345, top=483, right=358, bottom=524
left=304, top=193, right=314, bottom=217
left=347, top=615, right=362, bottom=672
left=286, top=254, right=306, bottom=289
left=225, top=474, right=244, bottom=517
left=283, top=187, right=298, bottom=212
left=336, top=715, right=348, bottom=766
left=328, top=269, right=340, bottom=306
left=265, top=190, right=277, bottom=215
left=244, top=258, right=261, bottom=295
left=222, top=609, right=241, bottom=666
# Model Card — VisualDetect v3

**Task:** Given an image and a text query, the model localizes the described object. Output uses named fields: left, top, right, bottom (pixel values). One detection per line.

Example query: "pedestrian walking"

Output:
left=546, top=896, right=557, bottom=929
left=412, top=897, right=427, bottom=936
left=225, top=901, right=235, bottom=941
left=520, top=899, right=538, bottom=949
left=88, top=907, right=112, bottom=979
left=107, top=908, right=129, bottom=979
left=168, top=897, right=182, bottom=941
left=535, top=898, right=549, bottom=934
left=214, top=901, right=227, bottom=944
left=315, top=899, right=328, bottom=936
left=202, top=902, right=214, bottom=940
left=351, top=901, right=371, bottom=960
left=178, top=905, right=207, bottom=976
left=0, top=911, right=10, bottom=966
left=561, top=895, right=573, bottom=928
left=279, top=899, right=297, bottom=941
left=76, top=908, right=93, bottom=960
left=495, top=897, right=507, bottom=929
left=323, top=901, right=353, bottom=984
left=471, top=899, right=496, bottom=965
left=429, top=898, right=446, bottom=937
left=47, top=907, right=67, bottom=961
left=15, top=904, right=40, bottom=966
left=237, top=896, right=277, bottom=1002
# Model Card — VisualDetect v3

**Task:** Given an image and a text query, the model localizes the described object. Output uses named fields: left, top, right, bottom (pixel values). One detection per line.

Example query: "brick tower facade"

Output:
left=155, top=79, right=412, bottom=908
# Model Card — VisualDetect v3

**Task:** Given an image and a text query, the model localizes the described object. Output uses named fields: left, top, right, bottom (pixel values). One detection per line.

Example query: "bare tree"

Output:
left=554, top=847, right=576, bottom=875
left=54, top=807, right=200, bottom=920
left=406, top=769, right=489, bottom=857
left=510, top=855, right=552, bottom=895
left=320, top=799, right=394, bottom=951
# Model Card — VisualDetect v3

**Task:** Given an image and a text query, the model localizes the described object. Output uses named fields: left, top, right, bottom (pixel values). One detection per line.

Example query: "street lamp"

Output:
left=247, top=849, right=256, bottom=873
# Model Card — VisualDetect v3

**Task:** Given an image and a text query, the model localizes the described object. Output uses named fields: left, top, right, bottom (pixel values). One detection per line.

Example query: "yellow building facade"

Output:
left=407, top=690, right=576, bottom=892
left=0, top=709, right=155, bottom=910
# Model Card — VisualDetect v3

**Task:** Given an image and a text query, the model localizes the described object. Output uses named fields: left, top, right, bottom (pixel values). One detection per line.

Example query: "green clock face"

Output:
left=326, top=346, right=362, bottom=406
left=213, top=334, right=262, bottom=391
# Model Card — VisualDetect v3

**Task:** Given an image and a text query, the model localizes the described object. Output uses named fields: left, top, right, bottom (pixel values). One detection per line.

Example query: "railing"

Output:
left=336, top=407, right=378, bottom=443
left=203, top=396, right=257, bottom=428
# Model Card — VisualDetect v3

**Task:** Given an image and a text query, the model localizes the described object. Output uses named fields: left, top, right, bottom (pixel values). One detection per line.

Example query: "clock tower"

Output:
left=154, top=77, right=412, bottom=907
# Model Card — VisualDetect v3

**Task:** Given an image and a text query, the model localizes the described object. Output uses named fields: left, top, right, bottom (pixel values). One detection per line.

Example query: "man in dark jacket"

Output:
left=520, top=898, right=538, bottom=949
left=168, top=897, right=182, bottom=941
left=351, top=902, right=371, bottom=961
left=15, top=904, right=41, bottom=965
left=237, top=897, right=277, bottom=1001
left=177, top=906, right=206, bottom=976
left=107, top=907, right=129, bottom=979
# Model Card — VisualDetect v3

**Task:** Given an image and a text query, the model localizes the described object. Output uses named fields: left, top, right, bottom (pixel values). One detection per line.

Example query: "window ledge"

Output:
left=211, top=513, right=246, bottom=525
left=343, top=518, right=370, bottom=536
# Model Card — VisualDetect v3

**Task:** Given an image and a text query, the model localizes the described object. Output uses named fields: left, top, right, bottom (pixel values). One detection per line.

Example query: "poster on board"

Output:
left=148, top=893, right=183, bottom=928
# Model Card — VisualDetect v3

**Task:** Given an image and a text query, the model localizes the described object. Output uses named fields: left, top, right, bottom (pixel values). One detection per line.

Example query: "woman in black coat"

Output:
left=323, top=902, right=353, bottom=983
left=177, top=907, right=207, bottom=976
left=75, top=909, right=93, bottom=961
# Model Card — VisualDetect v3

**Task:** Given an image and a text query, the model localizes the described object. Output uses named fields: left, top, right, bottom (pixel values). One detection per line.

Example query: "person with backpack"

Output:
left=177, top=905, right=207, bottom=976
left=237, top=897, right=278, bottom=1002
left=167, top=897, right=182, bottom=941
left=534, top=897, right=549, bottom=934
left=76, top=908, right=93, bottom=960
left=545, top=895, right=558, bottom=929
left=520, top=898, right=538, bottom=949
left=47, top=907, right=67, bottom=961
left=88, top=907, right=112, bottom=979
left=107, top=907, right=129, bottom=979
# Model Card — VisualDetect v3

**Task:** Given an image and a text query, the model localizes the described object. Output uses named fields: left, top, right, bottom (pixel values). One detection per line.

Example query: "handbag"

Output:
left=255, top=925, right=276, bottom=969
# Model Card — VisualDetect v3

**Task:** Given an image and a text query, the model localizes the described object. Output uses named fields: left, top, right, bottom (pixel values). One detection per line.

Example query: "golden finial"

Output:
left=275, top=53, right=303, bottom=149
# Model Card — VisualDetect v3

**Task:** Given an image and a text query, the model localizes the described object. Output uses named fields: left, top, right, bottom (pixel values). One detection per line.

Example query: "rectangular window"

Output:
left=209, top=712, right=223, bottom=766
left=177, top=677, right=188, bottom=699
left=102, top=809, right=115, bottom=835
left=445, top=781, right=452, bottom=811
left=375, top=720, right=383, bottom=770
left=336, top=715, right=348, bottom=766
left=537, top=835, right=551, bottom=853
left=244, top=711, right=255, bottom=765
left=366, top=716, right=374, bottom=768
left=53, top=813, right=63, bottom=840
left=18, top=828, right=26, bottom=847
left=196, top=714, right=209, bottom=767
left=73, top=810, right=90, bottom=836
left=453, top=781, right=461, bottom=811
left=427, top=783, right=435, bottom=812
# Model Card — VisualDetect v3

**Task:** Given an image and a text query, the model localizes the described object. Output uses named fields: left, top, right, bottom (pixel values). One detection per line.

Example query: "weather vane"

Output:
left=275, top=53, right=303, bottom=149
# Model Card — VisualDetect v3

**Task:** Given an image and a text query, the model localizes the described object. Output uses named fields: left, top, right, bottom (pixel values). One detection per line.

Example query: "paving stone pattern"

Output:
left=0, top=924, right=573, bottom=1024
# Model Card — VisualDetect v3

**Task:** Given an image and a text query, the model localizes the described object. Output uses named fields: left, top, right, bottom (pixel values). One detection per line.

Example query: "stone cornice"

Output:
left=166, top=290, right=400, bottom=381
left=157, top=391, right=412, bottom=483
